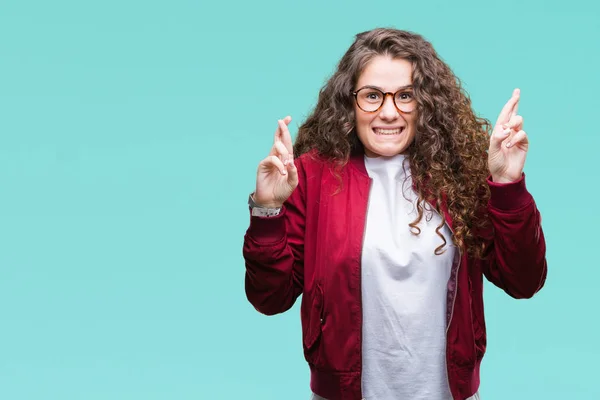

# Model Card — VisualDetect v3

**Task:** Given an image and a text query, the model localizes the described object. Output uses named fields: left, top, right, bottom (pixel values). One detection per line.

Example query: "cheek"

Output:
left=355, top=110, right=373, bottom=130
left=406, top=113, right=418, bottom=133
left=408, top=118, right=419, bottom=144
left=408, top=112, right=418, bottom=126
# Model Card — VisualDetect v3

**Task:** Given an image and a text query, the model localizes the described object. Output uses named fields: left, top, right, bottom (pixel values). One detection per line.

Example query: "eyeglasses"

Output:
left=352, top=86, right=416, bottom=113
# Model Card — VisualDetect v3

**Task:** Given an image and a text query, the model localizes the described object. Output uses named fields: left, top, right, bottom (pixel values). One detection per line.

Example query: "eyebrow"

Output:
left=357, top=84, right=414, bottom=92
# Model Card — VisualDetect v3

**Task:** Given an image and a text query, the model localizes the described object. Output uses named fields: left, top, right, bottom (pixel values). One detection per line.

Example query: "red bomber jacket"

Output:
left=243, top=148, right=547, bottom=400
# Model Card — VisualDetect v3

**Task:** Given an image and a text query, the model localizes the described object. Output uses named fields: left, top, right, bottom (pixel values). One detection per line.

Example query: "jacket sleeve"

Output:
left=242, top=157, right=306, bottom=315
left=480, top=173, right=548, bottom=299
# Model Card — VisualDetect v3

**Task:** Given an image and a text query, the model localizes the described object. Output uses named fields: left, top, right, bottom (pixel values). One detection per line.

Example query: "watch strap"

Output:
left=248, top=193, right=282, bottom=217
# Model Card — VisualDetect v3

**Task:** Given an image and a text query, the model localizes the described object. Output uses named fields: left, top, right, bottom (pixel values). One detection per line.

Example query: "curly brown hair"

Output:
left=293, top=28, right=492, bottom=258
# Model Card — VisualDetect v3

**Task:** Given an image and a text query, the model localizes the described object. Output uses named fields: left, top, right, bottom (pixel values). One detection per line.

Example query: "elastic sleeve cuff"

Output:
left=246, top=206, right=287, bottom=243
left=487, top=173, right=533, bottom=211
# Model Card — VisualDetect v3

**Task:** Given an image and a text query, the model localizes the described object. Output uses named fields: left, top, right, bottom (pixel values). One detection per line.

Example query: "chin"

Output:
left=367, top=143, right=409, bottom=157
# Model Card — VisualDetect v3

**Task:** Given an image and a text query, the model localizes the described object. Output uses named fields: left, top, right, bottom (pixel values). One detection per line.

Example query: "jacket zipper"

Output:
left=445, top=231, right=462, bottom=400
left=358, top=177, right=373, bottom=400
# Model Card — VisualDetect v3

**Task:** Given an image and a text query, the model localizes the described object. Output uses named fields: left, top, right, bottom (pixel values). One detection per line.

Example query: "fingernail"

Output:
left=502, top=128, right=511, bottom=136
left=282, top=169, right=287, bottom=175
left=283, top=159, right=288, bottom=166
left=506, top=142, right=511, bottom=148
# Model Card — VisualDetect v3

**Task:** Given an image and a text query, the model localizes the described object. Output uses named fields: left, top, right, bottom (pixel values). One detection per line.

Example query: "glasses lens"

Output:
left=394, top=91, right=415, bottom=113
left=356, top=88, right=384, bottom=112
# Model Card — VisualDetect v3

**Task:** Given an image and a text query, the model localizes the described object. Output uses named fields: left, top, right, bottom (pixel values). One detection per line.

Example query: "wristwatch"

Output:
left=248, top=193, right=282, bottom=217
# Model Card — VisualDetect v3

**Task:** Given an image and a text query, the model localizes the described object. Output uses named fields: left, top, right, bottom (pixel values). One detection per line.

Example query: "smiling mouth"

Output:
left=373, top=127, right=405, bottom=135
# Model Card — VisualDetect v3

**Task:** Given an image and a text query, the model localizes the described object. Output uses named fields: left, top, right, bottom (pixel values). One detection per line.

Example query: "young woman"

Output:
left=242, top=28, right=547, bottom=400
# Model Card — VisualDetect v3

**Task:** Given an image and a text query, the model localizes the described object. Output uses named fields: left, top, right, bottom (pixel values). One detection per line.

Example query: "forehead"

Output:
left=356, top=56, right=413, bottom=89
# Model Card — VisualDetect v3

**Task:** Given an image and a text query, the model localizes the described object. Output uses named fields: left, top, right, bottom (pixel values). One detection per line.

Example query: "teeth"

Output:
left=374, top=128, right=403, bottom=135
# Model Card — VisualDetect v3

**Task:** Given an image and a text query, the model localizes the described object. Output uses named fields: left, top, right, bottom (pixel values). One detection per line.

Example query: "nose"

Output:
left=378, top=93, right=400, bottom=121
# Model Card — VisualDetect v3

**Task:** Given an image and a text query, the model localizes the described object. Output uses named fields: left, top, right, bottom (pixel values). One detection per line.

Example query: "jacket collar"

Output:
left=349, top=145, right=369, bottom=177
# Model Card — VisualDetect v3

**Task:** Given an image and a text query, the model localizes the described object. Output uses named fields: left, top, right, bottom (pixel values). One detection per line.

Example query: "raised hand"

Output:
left=254, top=116, right=298, bottom=208
left=488, top=89, right=529, bottom=183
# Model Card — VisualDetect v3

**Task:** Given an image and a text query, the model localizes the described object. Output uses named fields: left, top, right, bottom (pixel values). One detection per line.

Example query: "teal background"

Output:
left=0, top=0, right=597, bottom=399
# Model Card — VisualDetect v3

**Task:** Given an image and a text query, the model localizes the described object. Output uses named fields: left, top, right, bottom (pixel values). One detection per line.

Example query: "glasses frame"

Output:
left=352, top=85, right=415, bottom=114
